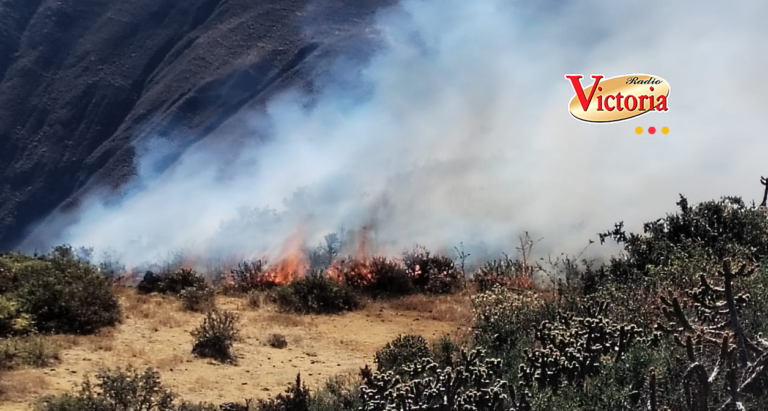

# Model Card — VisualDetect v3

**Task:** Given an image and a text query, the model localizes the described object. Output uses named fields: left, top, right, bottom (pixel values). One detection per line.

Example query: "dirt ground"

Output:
left=0, top=289, right=472, bottom=410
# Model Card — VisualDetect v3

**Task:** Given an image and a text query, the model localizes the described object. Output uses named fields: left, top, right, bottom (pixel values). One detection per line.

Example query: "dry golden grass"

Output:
left=0, top=371, right=50, bottom=403
left=0, top=288, right=470, bottom=410
left=378, top=292, right=474, bottom=323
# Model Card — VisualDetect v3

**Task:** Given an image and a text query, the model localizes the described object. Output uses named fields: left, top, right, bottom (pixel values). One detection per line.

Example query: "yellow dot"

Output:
left=662, top=126, right=669, bottom=134
left=635, top=127, right=643, bottom=134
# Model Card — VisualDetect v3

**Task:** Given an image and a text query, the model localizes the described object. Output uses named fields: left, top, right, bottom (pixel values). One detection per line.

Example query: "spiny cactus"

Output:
left=360, top=349, right=531, bottom=411
left=655, top=259, right=768, bottom=411
left=518, top=300, right=654, bottom=392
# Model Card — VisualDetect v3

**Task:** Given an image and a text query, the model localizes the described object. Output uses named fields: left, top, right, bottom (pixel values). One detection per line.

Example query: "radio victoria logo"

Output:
left=565, top=74, right=670, bottom=123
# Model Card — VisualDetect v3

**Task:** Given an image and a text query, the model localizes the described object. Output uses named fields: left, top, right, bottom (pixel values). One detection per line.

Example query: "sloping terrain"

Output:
left=0, top=0, right=391, bottom=250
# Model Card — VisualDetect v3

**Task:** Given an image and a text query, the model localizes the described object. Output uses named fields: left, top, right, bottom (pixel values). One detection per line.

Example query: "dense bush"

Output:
left=599, top=196, right=768, bottom=282
left=472, top=286, right=553, bottom=352
left=34, top=366, right=217, bottom=411
left=430, top=334, right=460, bottom=369
left=0, top=246, right=120, bottom=335
left=137, top=268, right=206, bottom=295
left=179, top=284, right=216, bottom=313
left=270, top=275, right=361, bottom=314
left=373, top=334, right=431, bottom=372
left=226, top=260, right=273, bottom=293
left=255, top=374, right=311, bottom=411
left=474, top=258, right=534, bottom=292
left=360, top=349, right=529, bottom=411
left=402, top=246, right=463, bottom=294
left=331, top=257, right=414, bottom=298
left=191, top=310, right=241, bottom=363
left=0, top=335, right=60, bottom=370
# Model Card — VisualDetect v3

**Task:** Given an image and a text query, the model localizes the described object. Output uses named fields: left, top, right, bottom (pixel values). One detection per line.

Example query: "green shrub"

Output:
left=373, top=334, right=430, bottom=372
left=191, top=310, right=240, bottom=363
left=361, top=349, right=528, bottom=411
left=309, top=375, right=361, bottom=411
left=34, top=366, right=218, bottom=411
left=472, top=286, right=553, bottom=350
left=0, top=335, right=60, bottom=370
left=600, top=196, right=768, bottom=283
left=270, top=275, right=361, bottom=314
left=402, top=246, right=462, bottom=294
left=2, top=246, right=120, bottom=335
left=179, top=284, right=216, bottom=313
left=430, top=334, right=460, bottom=368
left=256, top=373, right=311, bottom=411
left=0, top=294, right=34, bottom=335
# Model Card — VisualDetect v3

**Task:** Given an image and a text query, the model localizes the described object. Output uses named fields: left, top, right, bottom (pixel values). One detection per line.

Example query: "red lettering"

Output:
left=565, top=74, right=604, bottom=111
left=639, top=95, right=649, bottom=111
left=656, top=95, right=668, bottom=111
left=625, top=95, right=638, bottom=111
left=616, top=92, right=624, bottom=111
left=604, top=95, right=615, bottom=111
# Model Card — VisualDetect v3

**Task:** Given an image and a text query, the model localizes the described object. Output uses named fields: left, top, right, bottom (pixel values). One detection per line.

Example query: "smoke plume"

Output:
left=36, top=0, right=768, bottom=268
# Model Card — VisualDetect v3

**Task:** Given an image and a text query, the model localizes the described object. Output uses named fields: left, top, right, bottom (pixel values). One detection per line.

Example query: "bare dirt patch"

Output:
left=0, top=289, right=470, bottom=409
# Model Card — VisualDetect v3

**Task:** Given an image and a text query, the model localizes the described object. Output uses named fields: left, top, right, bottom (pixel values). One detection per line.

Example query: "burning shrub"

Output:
left=402, top=246, right=462, bottom=294
left=1, top=246, right=120, bottom=335
left=330, top=257, right=414, bottom=298
left=226, top=259, right=274, bottom=293
left=179, top=284, right=216, bottom=313
left=138, top=268, right=206, bottom=295
left=374, top=334, right=431, bottom=372
left=474, top=258, right=534, bottom=292
left=191, top=310, right=241, bottom=363
left=270, top=275, right=361, bottom=314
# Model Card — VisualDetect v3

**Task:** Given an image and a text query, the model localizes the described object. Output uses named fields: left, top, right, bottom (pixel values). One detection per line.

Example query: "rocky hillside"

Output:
left=0, top=0, right=390, bottom=250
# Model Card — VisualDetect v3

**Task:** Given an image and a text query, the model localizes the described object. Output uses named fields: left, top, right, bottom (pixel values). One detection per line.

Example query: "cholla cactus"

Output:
left=655, top=259, right=768, bottom=411
left=359, top=349, right=531, bottom=411
left=471, top=286, right=545, bottom=348
left=518, top=299, right=652, bottom=392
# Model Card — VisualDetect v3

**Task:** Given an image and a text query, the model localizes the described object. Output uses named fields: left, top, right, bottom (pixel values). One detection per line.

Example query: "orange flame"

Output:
left=327, top=225, right=376, bottom=285
left=263, top=223, right=308, bottom=285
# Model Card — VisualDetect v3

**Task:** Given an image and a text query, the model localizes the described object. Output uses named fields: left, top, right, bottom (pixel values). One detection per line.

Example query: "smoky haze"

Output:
left=30, top=0, right=768, bottom=268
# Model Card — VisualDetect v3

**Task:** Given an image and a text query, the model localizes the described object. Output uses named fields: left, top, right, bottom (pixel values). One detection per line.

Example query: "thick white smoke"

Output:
left=41, top=0, right=768, bottom=268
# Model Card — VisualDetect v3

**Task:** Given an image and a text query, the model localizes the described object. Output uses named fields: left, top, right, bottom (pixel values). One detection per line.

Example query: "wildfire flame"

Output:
left=263, top=222, right=309, bottom=285
left=327, top=225, right=375, bottom=285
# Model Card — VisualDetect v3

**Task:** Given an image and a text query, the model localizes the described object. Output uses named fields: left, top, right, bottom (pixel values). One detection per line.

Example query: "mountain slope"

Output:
left=0, top=0, right=390, bottom=250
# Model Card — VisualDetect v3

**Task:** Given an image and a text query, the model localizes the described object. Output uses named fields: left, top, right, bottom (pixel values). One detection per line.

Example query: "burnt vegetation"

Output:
left=3, top=188, right=768, bottom=410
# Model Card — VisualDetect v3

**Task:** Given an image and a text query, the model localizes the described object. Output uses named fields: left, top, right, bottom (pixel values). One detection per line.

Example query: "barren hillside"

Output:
left=0, top=0, right=391, bottom=250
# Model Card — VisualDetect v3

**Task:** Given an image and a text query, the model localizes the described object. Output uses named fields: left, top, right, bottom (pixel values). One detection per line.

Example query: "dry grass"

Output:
left=379, top=292, right=474, bottom=323
left=0, top=371, right=50, bottom=402
left=0, top=288, right=470, bottom=410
